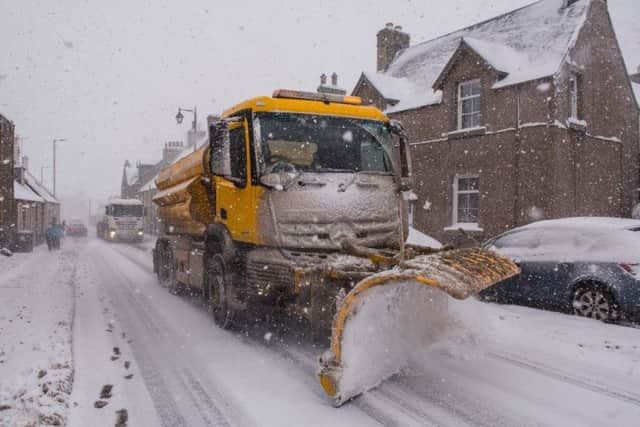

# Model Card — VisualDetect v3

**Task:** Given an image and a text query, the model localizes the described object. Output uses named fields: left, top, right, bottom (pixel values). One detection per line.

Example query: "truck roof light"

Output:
left=272, top=89, right=362, bottom=105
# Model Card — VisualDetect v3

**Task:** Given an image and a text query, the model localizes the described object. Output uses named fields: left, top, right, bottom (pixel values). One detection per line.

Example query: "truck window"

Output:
left=229, top=127, right=247, bottom=186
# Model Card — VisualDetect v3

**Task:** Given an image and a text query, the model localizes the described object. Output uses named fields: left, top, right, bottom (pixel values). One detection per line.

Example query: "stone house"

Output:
left=13, top=160, right=61, bottom=250
left=0, top=113, right=15, bottom=248
left=353, top=0, right=640, bottom=244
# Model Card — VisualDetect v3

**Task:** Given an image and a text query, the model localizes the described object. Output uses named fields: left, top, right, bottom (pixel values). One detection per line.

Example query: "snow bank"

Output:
left=0, top=247, right=75, bottom=426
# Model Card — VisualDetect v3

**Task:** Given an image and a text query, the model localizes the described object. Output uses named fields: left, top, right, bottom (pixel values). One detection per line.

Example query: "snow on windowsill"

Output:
left=444, top=223, right=484, bottom=232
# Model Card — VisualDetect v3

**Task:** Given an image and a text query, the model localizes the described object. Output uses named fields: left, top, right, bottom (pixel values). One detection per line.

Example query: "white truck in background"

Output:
left=97, top=198, right=145, bottom=242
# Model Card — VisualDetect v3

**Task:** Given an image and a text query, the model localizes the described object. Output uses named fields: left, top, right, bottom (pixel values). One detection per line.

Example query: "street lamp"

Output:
left=52, top=138, right=66, bottom=197
left=175, top=106, right=197, bottom=130
left=175, top=106, right=198, bottom=152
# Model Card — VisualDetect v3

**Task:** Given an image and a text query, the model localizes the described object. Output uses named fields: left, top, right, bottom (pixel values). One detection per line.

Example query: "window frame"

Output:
left=452, top=174, right=480, bottom=226
left=457, top=79, right=482, bottom=130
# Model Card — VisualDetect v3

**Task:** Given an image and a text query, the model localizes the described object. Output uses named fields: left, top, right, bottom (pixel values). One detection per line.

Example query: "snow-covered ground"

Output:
left=0, top=244, right=75, bottom=426
left=2, top=237, right=640, bottom=426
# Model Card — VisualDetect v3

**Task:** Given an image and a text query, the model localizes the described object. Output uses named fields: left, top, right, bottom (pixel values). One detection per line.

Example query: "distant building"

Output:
left=0, top=114, right=15, bottom=248
left=13, top=158, right=60, bottom=251
left=353, top=0, right=640, bottom=244
left=122, top=139, right=199, bottom=234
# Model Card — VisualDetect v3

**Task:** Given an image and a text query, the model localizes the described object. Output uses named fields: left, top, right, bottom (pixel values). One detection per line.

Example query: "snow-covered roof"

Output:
left=108, top=197, right=143, bottom=206
left=364, top=0, right=591, bottom=113
left=14, top=181, right=44, bottom=203
left=23, top=171, right=59, bottom=204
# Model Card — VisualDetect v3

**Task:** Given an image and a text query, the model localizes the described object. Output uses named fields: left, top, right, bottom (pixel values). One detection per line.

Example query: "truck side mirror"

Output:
left=209, top=121, right=232, bottom=177
left=389, top=119, right=413, bottom=190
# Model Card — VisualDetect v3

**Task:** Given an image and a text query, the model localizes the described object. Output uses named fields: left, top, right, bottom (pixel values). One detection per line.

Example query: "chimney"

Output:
left=162, top=141, right=184, bottom=164
left=21, top=156, right=28, bottom=171
left=377, top=22, right=410, bottom=72
left=317, top=72, right=346, bottom=95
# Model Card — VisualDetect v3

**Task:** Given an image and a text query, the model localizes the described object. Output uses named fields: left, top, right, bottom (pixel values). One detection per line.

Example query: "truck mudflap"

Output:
left=317, top=248, right=519, bottom=406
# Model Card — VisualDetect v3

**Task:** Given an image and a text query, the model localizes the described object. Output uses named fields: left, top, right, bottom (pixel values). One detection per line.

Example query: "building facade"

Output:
left=353, top=0, right=640, bottom=244
left=0, top=114, right=15, bottom=248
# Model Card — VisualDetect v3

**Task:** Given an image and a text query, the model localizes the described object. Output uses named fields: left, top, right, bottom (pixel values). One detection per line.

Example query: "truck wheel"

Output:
left=206, top=254, right=234, bottom=329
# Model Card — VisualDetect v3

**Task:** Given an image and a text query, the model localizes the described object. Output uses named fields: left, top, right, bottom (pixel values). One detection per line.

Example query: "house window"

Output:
left=453, top=175, right=480, bottom=224
left=458, top=79, right=481, bottom=129
left=569, top=73, right=581, bottom=119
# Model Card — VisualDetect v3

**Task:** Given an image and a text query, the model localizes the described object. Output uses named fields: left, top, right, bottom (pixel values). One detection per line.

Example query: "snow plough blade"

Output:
left=317, top=248, right=519, bottom=406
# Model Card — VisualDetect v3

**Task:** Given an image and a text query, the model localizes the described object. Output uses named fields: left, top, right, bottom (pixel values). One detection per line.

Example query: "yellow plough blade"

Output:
left=318, top=248, right=519, bottom=406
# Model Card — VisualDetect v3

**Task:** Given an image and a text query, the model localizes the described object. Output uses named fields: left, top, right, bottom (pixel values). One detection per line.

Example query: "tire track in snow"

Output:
left=488, top=351, right=640, bottom=407
left=93, top=243, right=256, bottom=427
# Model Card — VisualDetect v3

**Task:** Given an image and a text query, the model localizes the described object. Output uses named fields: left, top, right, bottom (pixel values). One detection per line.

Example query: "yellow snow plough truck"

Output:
left=152, top=89, right=518, bottom=406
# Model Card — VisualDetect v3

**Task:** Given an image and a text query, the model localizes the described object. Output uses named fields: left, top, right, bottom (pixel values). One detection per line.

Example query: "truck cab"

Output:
left=98, top=198, right=145, bottom=242
left=153, top=90, right=412, bottom=328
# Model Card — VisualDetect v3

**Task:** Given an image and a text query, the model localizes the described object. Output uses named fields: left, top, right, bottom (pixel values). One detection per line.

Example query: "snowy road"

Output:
left=3, top=237, right=640, bottom=426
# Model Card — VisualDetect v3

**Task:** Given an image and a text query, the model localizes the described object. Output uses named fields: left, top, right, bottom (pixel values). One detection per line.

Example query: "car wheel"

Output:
left=572, top=286, right=620, bottom=322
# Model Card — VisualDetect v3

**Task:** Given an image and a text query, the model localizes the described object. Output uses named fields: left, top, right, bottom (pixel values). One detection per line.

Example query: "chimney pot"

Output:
left=385, top=22, right=393, bottom=29
left=320, top=73, right=327, bottom=85
left=394, top=25, right=402, bottom=31
left=331, top=72, right=338, bottom=86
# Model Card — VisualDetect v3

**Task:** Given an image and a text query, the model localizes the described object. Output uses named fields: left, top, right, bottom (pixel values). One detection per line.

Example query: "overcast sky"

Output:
left=0, top=0, right=638, bottom=216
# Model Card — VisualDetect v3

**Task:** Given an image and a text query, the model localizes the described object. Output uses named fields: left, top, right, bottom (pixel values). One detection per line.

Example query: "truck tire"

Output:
left=206, top=254, right=235, bottom=329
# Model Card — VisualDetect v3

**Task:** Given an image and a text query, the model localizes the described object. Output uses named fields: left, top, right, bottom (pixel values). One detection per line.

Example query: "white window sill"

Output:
left=444, top=223, right=484, bottom=232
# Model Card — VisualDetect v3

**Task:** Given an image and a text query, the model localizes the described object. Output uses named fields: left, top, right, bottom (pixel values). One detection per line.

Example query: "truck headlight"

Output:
left=137, top=230, right=144, bottom=236
left=109, top=230, right=116, bottom=238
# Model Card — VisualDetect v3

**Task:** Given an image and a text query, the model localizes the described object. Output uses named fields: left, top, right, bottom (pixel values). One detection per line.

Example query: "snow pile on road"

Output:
left=0, top=247, right=75, bottom=426
left=336, top=281, right=455, bottom=402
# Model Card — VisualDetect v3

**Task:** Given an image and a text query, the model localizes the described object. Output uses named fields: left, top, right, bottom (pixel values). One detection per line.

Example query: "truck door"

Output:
left=215, top=119, right=257, bottom=243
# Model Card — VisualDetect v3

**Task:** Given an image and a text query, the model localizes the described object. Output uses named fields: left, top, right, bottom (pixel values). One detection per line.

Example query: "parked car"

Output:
left=480, top=217, right=640, bottom=323
left=66, top=218, right=88, bottom=237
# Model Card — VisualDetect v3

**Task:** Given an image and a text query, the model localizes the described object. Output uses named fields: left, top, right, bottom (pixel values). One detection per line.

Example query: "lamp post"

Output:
left=175, top=106, right=198, bottom=152
left=52, top=138, right=66, bottom=197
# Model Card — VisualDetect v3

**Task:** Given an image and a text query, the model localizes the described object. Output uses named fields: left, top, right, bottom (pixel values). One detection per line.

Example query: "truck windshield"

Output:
left=111, top=205, right=143, bottom=217
left=254, top=112, right=394, bottom=175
